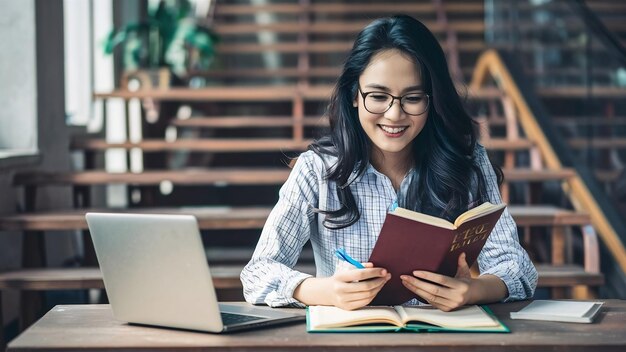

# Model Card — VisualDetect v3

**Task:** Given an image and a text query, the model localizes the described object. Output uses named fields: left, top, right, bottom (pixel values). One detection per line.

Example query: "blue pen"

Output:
left=335, top=248, right=365, bottom=269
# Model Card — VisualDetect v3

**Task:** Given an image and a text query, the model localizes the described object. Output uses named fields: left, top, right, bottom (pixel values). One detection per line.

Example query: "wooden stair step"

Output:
left=170, top=115, right=515, bottom=131
left=554, top=116, right=626, bottom=126
left=214, top=3, right=483, bottom=16
left=216, top=40, right=484, bottom=54
left=537, top=87, right=626, bottom=98
left=94, top=85, right=334, bottom=101
left=192, top=63, right=485, bottom=80
left=71, top=139, right=314, bottom=153
left=210, top=1, right=624, bottom=15
left=94, top=86, right=302, bottom=101
left=511, top=20, right=626, bottom=33
left=467, top=87, right=504, bottom=99
left=13, top=168, right=576, bottom=187
left=0, top=207, right=272, bottom=231
left=494, top=42, right=625, bottom=53
left=568, top=138, right=626, bottom=149
left=502, top=168, right=576, bottom=182
left=0, top=206, right=590, bottom=232
left=480, top=139, right=535, bottom=151
left=593, top=169, right=621, bottom=183
left=94, top=85, right=502, bottom=102
left=508, top=206, right=590, bottom=226
left=0, top=268, right=104, bottom=290
left=171, top=116, right=327, bottom=128
left=70, top=137, right=534, bottom=153
left=535, top=264, right=604, bottom=287
left=13, top=169, right=291, bottom=187
left=0, top=265, right=316, bottom=291
left=192, top=68, right=341, bottom=79
left=212, top=21, right=485, bottom=36
left=0, top=263, right=602, bottom=292
left=205, top=247, right=314, bottom=264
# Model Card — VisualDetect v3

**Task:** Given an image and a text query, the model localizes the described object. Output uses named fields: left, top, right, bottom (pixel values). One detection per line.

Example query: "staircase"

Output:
left=484, top=0, right=626, bottom=298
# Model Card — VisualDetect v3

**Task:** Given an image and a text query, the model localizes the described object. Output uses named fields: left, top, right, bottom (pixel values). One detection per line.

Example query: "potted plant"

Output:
left=103, top=0, right=218, bottom=89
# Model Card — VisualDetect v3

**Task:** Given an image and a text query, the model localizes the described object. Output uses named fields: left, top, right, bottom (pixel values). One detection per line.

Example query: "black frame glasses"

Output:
left=358, top=87, right=430, bottom=116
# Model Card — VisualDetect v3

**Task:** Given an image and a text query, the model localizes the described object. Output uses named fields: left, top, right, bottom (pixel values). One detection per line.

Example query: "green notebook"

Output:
left=306, top=305, right=509, bottom=333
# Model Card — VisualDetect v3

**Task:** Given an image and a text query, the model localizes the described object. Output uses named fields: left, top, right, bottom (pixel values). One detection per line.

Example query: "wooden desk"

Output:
left=7, top=300, right=626, bottom=351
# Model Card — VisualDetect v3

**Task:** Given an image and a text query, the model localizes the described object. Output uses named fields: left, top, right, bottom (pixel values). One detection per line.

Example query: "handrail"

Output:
left=470, top=49, right=626, bottom=274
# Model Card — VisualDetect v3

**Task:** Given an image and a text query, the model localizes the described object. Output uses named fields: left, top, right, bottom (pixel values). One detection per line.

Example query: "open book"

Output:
left=307, top=305, right=509, bottom=333
left=369, top=201, right=506, bottom=305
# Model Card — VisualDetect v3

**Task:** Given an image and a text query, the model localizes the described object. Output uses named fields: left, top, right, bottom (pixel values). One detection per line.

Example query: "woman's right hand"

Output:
left=293, top=263, right=391, bottom=310
left=325, top=262, right=391, bottom=310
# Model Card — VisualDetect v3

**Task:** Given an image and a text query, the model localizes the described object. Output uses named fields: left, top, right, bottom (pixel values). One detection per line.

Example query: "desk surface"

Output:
left=7, top=300, right=626, bottom=352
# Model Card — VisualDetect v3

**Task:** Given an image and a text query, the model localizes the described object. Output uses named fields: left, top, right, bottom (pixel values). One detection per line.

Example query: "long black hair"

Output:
left=310, top=15, right=499, bottom=229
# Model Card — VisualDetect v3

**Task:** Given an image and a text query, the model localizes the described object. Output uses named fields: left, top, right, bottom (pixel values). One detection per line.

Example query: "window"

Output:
left=0, top=0, right=38, bottom=163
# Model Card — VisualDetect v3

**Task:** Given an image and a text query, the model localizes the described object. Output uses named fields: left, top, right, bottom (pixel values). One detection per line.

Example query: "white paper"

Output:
left=510, top=300, right=604, bottom=323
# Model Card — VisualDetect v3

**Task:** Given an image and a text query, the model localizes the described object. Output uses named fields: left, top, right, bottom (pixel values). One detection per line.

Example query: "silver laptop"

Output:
left=85, top=212, right=304, bottom=333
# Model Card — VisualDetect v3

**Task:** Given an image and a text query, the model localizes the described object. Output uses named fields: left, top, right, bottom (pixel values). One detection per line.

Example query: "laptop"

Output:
left=85, top=212, right=305, bottom=333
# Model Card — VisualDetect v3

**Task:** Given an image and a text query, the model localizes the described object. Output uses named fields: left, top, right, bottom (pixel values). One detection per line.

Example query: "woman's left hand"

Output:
left=400, top=252, right=476, bottom=312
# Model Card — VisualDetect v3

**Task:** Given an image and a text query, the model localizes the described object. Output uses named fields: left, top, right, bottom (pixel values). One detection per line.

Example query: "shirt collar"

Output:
left=349, top=162, right=415, bottom=186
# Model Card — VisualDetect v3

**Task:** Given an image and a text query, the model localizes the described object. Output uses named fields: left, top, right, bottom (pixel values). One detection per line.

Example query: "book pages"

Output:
left=398, top=305, right=500, bottom=328
left=308, top=306, right=402, bottom=329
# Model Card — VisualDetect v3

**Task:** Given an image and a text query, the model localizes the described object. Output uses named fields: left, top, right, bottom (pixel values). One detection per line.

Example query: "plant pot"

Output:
left=120, top=67, right=172, bottom=90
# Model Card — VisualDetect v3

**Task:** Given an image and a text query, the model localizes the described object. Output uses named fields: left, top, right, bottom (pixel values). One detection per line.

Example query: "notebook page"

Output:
left=398, top=305, right=500, bottom=328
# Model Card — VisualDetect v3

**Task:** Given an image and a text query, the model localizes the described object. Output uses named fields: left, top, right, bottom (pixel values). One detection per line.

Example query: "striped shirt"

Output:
left=240, top=144, right=538, bottom=307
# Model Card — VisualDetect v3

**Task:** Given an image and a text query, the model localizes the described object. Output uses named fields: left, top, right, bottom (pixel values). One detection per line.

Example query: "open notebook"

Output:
left=307, top=305, right=509, bottom=333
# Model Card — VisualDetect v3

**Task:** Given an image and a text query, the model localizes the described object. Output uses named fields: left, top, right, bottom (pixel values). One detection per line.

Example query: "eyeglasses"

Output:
left=358, top=87, right=430, bottom=116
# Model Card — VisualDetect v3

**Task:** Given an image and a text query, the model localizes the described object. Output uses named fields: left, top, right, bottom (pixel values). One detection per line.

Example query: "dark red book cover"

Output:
left=368, top=205, right=505, bottom=306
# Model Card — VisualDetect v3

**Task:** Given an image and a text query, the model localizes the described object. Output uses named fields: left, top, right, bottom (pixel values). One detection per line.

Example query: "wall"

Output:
left=0, top=0, right=74, bottom=334
left=0, top=0, right=37, bottom=152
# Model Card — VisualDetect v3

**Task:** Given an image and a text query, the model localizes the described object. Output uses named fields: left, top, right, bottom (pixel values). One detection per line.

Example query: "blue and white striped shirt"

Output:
left=241, top=144, right=538, bottom=307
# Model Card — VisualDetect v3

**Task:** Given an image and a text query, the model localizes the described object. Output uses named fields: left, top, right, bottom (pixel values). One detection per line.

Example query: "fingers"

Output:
left=405, top=285, right=457, bottom=311
left=339, top=279, right=387, bottom=302
left=335, top=267, right=388, bottom=283
left=332, top=271, right=391, bottom=310
left=411, top=270, right=458, bottom=289
left=337, top=274, right=391, bottom=294
left=400, top=271, right=471, bottom=311
left=455, top=253, right=471, bottom=279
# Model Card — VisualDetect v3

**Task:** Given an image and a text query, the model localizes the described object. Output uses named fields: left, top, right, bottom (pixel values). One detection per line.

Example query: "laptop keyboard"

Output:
left=221, top=312, right=265, bottom=325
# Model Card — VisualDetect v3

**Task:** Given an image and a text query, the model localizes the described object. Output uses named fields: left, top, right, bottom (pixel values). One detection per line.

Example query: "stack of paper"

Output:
left=510, top=300, right=603, bottom=323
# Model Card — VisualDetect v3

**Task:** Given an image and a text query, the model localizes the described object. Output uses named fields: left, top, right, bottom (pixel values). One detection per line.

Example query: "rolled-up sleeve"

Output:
left=475, top=145, right=538, bottom=301
left=240, top=152, right=319, bottom=307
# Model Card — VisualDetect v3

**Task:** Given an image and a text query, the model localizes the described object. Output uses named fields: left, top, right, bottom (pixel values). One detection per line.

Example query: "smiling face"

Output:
left=355, top=49, right=429, bottom=168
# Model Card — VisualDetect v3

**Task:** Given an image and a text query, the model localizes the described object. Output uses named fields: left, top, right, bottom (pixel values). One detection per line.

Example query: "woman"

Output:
left=240, top=15, right=537, bottom=311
